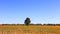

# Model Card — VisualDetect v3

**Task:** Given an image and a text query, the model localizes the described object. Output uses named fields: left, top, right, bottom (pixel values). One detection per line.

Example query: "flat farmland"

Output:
left=0, top=25, right=60, bottom=34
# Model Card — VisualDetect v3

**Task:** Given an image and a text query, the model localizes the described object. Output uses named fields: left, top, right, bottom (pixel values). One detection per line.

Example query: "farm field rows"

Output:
left=0, top=25, right=60, bottom=34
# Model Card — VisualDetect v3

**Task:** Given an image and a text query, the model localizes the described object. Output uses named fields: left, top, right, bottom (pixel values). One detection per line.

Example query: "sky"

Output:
left=0, top=0, right=60, bottom=24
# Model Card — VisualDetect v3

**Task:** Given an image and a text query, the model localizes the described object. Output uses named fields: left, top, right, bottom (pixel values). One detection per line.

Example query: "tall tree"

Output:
left=24, top=17, right=31, bottom=25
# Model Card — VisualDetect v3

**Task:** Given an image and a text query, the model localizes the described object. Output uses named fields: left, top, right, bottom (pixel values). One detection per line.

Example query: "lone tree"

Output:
left=24, top=17, right=31, bottom=25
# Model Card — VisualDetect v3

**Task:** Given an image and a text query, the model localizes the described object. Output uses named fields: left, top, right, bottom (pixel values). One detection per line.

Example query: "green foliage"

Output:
left=24, top=17, right=31, bottom=25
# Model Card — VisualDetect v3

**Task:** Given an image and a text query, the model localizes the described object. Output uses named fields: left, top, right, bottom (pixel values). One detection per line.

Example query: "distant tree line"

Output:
left=0, top=24, right=60, bottom=26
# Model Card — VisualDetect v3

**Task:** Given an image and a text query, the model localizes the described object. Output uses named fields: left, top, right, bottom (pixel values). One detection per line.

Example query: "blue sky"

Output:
left=0, top=0, right=60, bottom=24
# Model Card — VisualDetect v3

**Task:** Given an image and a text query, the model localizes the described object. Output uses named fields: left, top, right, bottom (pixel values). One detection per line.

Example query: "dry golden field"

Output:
left=0, top=25, right=60, bottom=34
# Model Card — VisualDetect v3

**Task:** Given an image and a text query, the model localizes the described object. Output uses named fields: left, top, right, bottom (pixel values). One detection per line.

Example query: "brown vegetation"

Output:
left=0, top=24, right=60, bottom=34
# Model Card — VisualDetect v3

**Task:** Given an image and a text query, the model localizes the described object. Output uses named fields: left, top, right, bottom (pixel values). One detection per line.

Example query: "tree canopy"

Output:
left=24, top=17, right=31, bottom=25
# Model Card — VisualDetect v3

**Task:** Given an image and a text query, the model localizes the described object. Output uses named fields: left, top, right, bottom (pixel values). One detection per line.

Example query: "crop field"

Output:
left=0, top=25, right=60, bottom=34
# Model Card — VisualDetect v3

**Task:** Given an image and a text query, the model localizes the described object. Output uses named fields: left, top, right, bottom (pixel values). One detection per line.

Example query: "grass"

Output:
left=0, top=25, right=60, bottom=34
